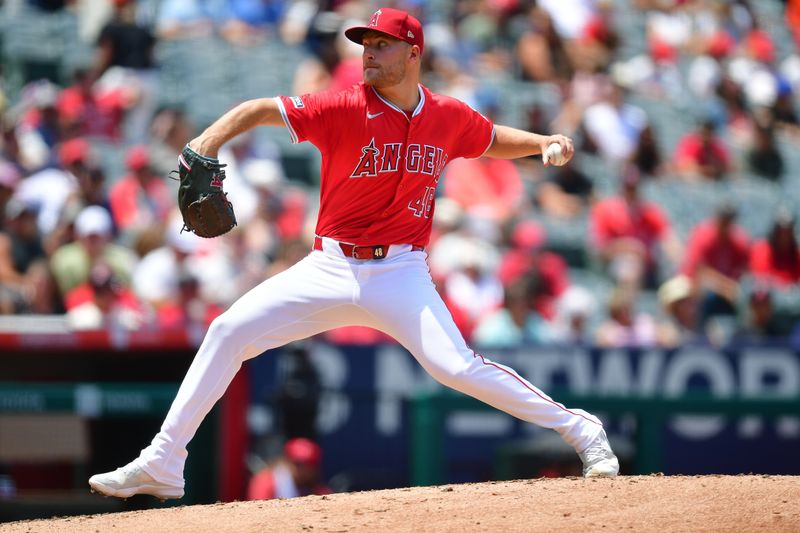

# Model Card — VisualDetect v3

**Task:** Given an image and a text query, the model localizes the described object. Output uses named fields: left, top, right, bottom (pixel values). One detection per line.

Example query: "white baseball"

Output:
left=544, top=143, right=567, bottom=166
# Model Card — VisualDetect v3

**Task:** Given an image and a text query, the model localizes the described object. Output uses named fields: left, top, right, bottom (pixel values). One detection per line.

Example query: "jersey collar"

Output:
left=371, top=84, right=426, bottom=121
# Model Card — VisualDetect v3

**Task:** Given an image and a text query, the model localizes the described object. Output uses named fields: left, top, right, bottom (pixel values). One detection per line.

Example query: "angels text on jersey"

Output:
left=350, top=138, right=449, bottom=180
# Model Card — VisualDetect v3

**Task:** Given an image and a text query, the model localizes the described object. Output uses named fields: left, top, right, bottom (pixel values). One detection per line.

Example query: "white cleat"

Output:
left=88, top=461, right=184, bottom=500
left=578, top=429, right=620, bottom=478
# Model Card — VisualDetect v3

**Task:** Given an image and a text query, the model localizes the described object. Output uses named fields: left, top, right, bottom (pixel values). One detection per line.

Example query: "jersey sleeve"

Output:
left=275, top=91, right=342, bottom=149
left=451, top=101, right=496, bottom=160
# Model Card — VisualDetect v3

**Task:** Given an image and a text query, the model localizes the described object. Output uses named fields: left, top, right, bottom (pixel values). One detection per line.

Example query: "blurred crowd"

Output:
left=1, top=0, right=800, bottom=349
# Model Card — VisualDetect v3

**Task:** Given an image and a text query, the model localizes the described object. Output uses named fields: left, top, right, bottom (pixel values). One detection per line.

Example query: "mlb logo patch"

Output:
left=291, top=96, right=304, bottom=109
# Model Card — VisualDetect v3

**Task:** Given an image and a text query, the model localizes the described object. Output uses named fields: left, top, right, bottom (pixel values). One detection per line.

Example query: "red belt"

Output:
left=313, top=236, right=422, bottom=260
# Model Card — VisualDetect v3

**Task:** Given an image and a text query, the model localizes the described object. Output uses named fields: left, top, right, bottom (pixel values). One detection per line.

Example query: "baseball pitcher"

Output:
left=89, top=7, right=618, bottom=500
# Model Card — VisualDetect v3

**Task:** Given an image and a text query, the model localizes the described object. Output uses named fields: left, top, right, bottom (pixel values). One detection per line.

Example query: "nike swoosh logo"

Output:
left=367, top=112, right=384, bottom=119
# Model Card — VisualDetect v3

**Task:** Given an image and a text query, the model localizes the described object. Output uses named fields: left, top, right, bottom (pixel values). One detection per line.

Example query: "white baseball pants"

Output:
left=137, top=237, right=603, bottom=487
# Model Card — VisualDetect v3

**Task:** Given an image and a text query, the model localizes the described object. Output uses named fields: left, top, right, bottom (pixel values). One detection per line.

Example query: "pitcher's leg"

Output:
left=137, top=255, right=364, bottom=486
left=363, top=257, right=603, bottom=451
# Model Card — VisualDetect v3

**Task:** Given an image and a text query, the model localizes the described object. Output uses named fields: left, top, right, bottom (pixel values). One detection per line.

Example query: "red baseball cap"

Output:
left=59, top=138, right=90, bottom=167
left=345, top=8, right=424, bottom=53
left=125, top=145, right=150, bottom=171
left=284, top=438, right=322, bottom=467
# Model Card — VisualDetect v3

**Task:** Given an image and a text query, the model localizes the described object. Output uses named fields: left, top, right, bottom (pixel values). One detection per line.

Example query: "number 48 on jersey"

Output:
left=408, top=186, right=435, bottom=219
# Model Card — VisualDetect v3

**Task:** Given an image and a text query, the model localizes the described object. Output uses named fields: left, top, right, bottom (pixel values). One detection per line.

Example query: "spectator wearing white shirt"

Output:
left=583, top=85, right=648, bottom=161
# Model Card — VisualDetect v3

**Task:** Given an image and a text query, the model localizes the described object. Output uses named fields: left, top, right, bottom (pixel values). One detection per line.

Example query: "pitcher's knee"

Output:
left=207, top=312, right=236, bottom=340
left=425, top=360, right=476, bottom=391
left=205, top=312, right=252, bottom=360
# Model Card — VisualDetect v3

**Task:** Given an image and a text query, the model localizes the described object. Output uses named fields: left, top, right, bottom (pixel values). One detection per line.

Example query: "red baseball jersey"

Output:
left=275, top=83, right=495, bottom=247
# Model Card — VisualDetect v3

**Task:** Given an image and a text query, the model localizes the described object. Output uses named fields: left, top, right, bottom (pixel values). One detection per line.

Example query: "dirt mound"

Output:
left=2, top=475, right=798, bottom=533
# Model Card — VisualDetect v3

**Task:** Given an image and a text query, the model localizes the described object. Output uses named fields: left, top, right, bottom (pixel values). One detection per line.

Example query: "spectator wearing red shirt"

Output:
left=790, top=0, right=800, bottom=47
left=57, top=68, right=126, bottom=140
left=65, top=261, right=144, bottom=331
left=589, top=165, right=682, bottom=289
left=155, top=271, right=222, bottom=331
left=247, top=438, right=331, bottom=501
left=443, top=156, right=524, bottom=223
left=749, top=210, right=800, bottom=287
left=673, top=120, right=732, bottom=181
left=109, top=145, right=173, bottom=243
left=497, top=220, right=569, bottom=321
left=681, top=203, right=750, bottom=326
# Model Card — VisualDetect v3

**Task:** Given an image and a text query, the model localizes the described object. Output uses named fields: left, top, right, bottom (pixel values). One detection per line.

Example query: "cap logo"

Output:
left=368, top=9, right=381, bottom=27
left=407, top=30, right=414, bottom=38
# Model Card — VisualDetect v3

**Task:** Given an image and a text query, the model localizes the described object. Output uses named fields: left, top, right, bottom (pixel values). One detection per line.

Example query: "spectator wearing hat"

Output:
left=548, top=286, right=599, bottom=345
left=440, top=234, right=504, bottom=340
left=427, top=212, right=503, bottom=337
left=247, top=438, right=331, bottom=500
left=243, top=164, right=308, bottom=261
left=673, top=119, right=732, bottom=180
left=749, top=210, right=800, bottom=288
left=53, top=137, right=113, bottom=216
left=497, top=219, right=569, bottom=321
left=133, top=211, right=233, bottom=316
left=681, top=203, right=750, bottom=327
left=0, top=198, right=57, bottom=314
left=589, top=164, right=682, bottom=289
left=12, top=138, right=93, bottom=237
left=132, top=212, right=204, bottom=309
left=57, top=68, right=126, bottom=141
left=49, top=138, right=115, bottom=255
left=109, top=145, right=173, bottom=243
left=49, top=205, right=136, bottom=298
left=655, top=275, right=702, bottom=347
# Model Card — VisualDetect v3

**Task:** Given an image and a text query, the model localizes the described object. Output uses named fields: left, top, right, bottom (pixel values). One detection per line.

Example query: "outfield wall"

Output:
left=2, top=332, right=799, bottom=513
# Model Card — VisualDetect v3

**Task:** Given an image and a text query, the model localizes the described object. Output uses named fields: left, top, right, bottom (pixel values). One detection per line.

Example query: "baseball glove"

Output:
left=173, top=144, right=237, bottom=238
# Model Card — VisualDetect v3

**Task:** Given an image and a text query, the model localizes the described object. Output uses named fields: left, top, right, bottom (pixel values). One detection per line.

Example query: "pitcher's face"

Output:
left=361, top=31, right=412, bottom=88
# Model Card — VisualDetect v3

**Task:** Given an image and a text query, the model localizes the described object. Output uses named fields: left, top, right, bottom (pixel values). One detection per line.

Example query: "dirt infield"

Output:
left=2, top=475, right=798, bottom=533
